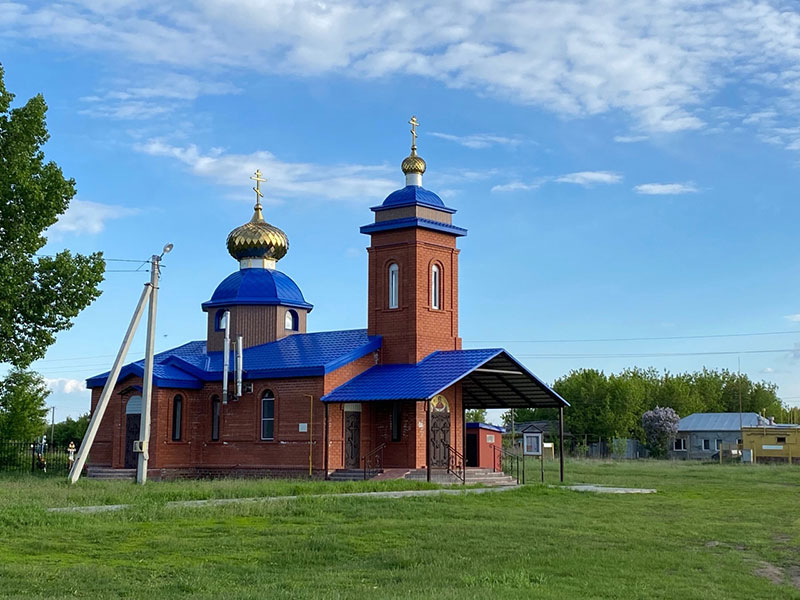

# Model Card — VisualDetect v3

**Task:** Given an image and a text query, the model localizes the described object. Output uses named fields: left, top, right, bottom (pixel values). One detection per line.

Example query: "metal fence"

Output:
left=0, top=440, right=73, bottom=475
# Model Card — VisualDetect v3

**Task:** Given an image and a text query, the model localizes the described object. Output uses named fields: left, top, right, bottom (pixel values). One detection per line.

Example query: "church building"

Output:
left=86, top=118, right=568, bottom=481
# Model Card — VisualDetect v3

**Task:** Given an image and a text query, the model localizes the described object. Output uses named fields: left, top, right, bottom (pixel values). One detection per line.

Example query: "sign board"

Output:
left=523, top=432, right=543, bottom=456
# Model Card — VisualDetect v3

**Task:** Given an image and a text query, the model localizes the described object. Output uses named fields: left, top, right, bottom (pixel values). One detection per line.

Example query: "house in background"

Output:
left=670, top=412, right=762, bottom=460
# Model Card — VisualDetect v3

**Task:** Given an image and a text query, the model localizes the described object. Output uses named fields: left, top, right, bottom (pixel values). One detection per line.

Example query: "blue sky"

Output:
left=3, top=1, right=800, bottom=423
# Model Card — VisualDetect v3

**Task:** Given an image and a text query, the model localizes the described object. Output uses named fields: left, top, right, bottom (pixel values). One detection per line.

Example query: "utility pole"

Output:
left=137, top=245, right=172, bottom=485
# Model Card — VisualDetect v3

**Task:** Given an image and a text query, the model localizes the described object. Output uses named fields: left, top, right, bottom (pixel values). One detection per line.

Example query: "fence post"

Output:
left=31, top=442, right=35, bottom=473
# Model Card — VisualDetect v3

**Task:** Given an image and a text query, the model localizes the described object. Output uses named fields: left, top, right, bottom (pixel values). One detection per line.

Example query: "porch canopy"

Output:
left=321, top=348, right=568, bottom=409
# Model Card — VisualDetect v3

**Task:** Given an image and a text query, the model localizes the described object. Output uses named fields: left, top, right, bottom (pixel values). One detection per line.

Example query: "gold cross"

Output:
left=250, top=169, right=266, bottom=204
left=409, top=115, right=419, bottom=150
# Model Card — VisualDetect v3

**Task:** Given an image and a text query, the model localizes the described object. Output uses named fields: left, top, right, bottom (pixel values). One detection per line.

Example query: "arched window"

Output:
left=431, top=264, right=441, bottom=310
left=285, top=309, right=298, bottom=331
left=171, top=395, right=183, bottom=441
left=211, top=395, right=221, bottom=441
left=388, top=263, right=399, bottom=309
left=214, top=309, right=227, bottom=331
left=261, top=390, right=275, bottom=440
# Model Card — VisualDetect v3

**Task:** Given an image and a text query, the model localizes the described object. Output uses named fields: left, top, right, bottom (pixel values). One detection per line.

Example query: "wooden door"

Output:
left=125, top=414, right=140, bottom=469
left=345, top=412, right=361, bottom=469
left=430, top=411, right=451, bottom=468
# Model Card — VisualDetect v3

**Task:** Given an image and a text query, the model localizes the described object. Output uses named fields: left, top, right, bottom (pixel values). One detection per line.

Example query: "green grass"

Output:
left=1, top=460, right=799, bottom=599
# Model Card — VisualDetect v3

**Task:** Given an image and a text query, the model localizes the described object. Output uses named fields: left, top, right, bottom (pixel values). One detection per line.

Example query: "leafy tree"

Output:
left=52, top=413, right=89, bottom=447
left=641, top=406, right=680, bottom=458
left=501, top=408, right=539, bottom=427
left=0, top=64, right=105, bottom=368
left=0, top=369, right=49, bottom=440
left=465, top=409, right=487, bottom=423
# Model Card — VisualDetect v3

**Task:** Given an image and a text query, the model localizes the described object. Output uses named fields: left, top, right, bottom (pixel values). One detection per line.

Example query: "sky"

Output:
left=3, top=0, right=800, bottom=424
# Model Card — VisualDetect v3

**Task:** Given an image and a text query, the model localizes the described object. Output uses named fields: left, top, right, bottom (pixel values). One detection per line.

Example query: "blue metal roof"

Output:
left=201, top=268, right=313, bottom=311
left=467, top=422, right=505, bottom=433
left=321, top=348, right=568, bottom=409
left=360, top=217, right=468, bottom=237
left=87, top=330, right=380, bottom=389
left=678, top=412, right=762, bottom=432
left=373, top=185, right=454, bottom=212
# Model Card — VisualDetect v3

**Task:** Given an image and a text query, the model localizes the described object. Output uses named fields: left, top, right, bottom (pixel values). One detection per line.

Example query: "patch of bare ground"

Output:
left=753, top=562, right=800, bottom=590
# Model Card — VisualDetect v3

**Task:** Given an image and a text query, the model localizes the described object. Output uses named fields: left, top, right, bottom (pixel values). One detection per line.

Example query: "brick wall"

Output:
left=367, top=227, right=462, bottom=364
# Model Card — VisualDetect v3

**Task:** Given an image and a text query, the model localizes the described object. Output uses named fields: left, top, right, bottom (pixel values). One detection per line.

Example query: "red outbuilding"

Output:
left=466, top=422, right=504, bottom=470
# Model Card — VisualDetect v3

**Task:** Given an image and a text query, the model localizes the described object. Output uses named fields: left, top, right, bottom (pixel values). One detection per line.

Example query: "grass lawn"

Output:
left=1, top=460, right=799, bottom=599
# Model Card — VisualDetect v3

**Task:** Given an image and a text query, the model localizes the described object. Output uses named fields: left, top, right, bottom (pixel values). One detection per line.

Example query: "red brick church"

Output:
left=86, top=119, right=568, bottom=480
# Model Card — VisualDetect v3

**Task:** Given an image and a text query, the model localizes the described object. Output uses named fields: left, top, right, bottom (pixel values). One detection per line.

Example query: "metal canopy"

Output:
left=460, top=352, right=568, bottom=409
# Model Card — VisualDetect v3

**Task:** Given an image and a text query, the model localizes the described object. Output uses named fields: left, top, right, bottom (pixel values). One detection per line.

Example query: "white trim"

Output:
left=431, top=264, right=441, bottom=310
left=405, top=172, right=422, bottom=186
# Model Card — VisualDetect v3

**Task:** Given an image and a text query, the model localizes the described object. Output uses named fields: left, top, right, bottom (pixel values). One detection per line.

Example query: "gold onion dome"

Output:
left=226, top=170, right=289, bottom=262
left=401, top=151, right=426, bottom=176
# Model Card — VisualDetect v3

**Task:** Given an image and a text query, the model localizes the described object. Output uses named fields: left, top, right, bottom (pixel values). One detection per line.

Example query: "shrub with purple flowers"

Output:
left=641, top=406, right=680, bottom=458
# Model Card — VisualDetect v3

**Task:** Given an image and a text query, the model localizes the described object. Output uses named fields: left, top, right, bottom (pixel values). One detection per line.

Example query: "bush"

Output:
left=641, top=406, right=680, bottom=458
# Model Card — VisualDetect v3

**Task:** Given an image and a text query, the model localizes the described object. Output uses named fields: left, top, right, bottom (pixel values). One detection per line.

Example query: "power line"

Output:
left=34, top=254, right=150, bottom=263
left=465, top=330, right=800, bottom=344
left=508, top=348, right=795, bottom=359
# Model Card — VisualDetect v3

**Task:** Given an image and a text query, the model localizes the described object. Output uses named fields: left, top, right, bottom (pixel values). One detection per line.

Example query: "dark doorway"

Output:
left=125, top=414, right=140, bottom=469
left=466, top=433, right=478, bottom=467
left=430, top=410, right=451, bottom=468
left=344, top=411, right=361, bottom=469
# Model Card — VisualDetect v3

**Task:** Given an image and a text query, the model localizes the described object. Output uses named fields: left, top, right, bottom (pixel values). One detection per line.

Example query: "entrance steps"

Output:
left=328, top=469, right=381, bottom=482
left=87, top=467, right=136, bottom=481
left=404, top=468, right=517, bottom=486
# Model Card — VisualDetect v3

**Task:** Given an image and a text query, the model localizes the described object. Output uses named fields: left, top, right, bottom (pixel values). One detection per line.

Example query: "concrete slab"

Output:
left=557, top=484, right=656, bottom=494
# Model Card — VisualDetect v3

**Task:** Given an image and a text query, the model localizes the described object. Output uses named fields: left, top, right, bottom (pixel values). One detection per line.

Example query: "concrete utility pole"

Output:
left=137, top=244, right=172, bottom=484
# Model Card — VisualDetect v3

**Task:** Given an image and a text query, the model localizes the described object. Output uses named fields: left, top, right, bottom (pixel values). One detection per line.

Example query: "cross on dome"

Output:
left=402, top=115, right=426, bottom=186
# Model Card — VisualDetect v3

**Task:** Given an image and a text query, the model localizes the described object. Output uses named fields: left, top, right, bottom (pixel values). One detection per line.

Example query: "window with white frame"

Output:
left=431, top=264, right=441, bottom=310
left=703, top=439, right=710, bottom=451
left=388, top=263, right=399, bottom=309
left=715, top=439, right=722, bottom=451
left=285, top=309, right=298, bottom=331
left=261, top=390, right=275, bottom=440
left=673, top=438, right=687, bottom=451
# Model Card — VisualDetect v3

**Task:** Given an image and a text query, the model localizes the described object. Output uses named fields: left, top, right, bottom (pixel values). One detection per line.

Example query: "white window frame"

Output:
left=388, top=263, right=399, bottom=309
left=703, top=439, right=710, bottom=451
left=261, top=391, right=275, bottom=441
left=673, top=438, right=687, bottom=451
left=715, top=439, right=722, bottom=451
left=431, top=264, right=441, bottom=310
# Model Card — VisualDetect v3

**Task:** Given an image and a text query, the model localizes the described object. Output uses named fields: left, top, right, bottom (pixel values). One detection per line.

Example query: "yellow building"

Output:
left=742, top=425, right=800, bottom=464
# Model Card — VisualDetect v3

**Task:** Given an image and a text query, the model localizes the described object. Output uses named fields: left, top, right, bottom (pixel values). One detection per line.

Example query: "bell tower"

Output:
left=361, top=117, right=467, bottom=364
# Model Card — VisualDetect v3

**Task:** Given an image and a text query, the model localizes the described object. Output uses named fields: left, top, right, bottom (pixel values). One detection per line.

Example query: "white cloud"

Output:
left=556, top=171, right=622, bottom=186
left=7, top=1, right=800, bottom=137
left=785, top=314, right=800, bottom=323
left=44, top=378, right=87, bottom=395
left=136, top=139, right=396, bottom=203
left=430, top=132, right=523, bottom=149
left=634, top=182, right=698, bottom=195
left=491, top=181, right=540, bottom=193
left=81, top=73, right=239, bottom=120
left=614, top=135, right=649, bottom=143
left=49, top=199, right=139, bottom=236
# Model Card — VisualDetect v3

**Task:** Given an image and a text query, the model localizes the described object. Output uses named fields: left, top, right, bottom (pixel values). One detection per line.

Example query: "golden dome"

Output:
left=401, top=151, right=427, bottom=175
left=227, top=205, right=289, bottom=262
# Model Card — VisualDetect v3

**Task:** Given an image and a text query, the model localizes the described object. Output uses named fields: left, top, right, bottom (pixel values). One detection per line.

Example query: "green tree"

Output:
left=52, top=413, right=89, bottom=447
left=0, top=63, right=105, bottom=368
left=0, top=369, right=49, bottom=440
left=465, top=409, right=487, bottom=423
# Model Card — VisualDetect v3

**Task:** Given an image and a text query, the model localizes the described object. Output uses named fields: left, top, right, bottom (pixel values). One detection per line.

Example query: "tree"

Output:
left=52, top=413, right=90, bottom=447
left=0, top=63, right=105, bottom=368
left=465, top=409, right=487, bottom=423
left=641, top=406, right=680, bottom=458
left=0, top=369, right=49, bottom=440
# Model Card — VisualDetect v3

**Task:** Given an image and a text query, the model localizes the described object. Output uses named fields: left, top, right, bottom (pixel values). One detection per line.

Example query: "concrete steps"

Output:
left=87, top=467, right=136, bottom=481
left=328, top=469, right=381, bottom=481
left=404, top=468, right=517, bottom=486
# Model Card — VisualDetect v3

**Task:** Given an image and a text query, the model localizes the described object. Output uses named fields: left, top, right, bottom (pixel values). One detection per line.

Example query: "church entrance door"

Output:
left=124, top=395, right=142, bottom=469
left=344, top=411, right=361, bottom=469
left=429, top=395, right=451, bottom=468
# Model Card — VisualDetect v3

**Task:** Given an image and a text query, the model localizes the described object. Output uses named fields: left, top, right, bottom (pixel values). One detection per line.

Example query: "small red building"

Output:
left=466, top=423, right=504, bottom=470
left=84, top=120, right=569, bottom=480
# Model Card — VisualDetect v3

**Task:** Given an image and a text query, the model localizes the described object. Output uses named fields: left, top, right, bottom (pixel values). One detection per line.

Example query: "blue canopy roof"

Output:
left=202, top=268, right=313, bottom=311
left=322, top=349, right=568, bottom=408
left=87, top=329, right=380, bottom=389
